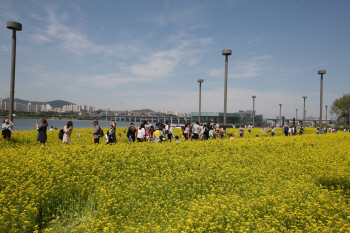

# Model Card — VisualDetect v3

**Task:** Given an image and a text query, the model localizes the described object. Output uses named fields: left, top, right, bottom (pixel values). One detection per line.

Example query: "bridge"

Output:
left=108, top=115, right=190, bottom=124
left=54, top=114, right=190, bottom=124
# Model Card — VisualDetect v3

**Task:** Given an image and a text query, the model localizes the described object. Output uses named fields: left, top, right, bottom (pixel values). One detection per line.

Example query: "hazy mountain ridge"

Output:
left=1, top=98, right=74, bottom=109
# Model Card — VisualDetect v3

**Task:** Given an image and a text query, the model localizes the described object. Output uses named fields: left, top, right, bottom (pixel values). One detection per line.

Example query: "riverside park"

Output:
left=1, top=127, right=350, bottom=232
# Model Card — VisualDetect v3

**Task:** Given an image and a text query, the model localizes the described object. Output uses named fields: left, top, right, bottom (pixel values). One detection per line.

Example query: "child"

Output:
left=209, top=126, right=215, bottom=139
left=146, top=126, right=154, bottom=142
left=230, top=134, right=235, bottom=140
left=255, top=135, right=259, bottom=139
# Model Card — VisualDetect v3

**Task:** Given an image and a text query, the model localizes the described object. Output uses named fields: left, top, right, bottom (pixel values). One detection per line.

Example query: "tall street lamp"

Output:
left=318, top=70, right=326, bottom=131
left=222, top=49, right=232, bottom=126
left=197, top=79, right=204, bottom=123
left=325, top=105, right=328, bottom=126
left=252, top=96, right=256, bottom=127
left=279, top=104, right=282, bottom=127
left=7, top=21, right=22, bottom=122
left=302, top=96, right=307, bottom=127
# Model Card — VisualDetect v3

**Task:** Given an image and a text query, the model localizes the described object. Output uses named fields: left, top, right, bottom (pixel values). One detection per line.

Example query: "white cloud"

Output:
left=208, top=55, right=271, bottom=79
left=30, top=34, right=52, bottom=43
left=149, top=7, right=205, bottom=27
left=0, top=0, right=20, bottom=20
left=28, top=9, right=138, bottom=58
left=188, top=59, right=198, bottom=66
left=247, top=37, right=261, bottom=46
left=130, top=37, right=212, bottom=78
left=130, top=49, right=183, bottom=78
left=0, top=46, right=9, bottom=52
left=190, top=24, right=210, bottom=30
left=28, top=12, right=43, bottom=21
left=208, top=69, right=223, bottom=78
left=77, top=73, right=148, bottom=87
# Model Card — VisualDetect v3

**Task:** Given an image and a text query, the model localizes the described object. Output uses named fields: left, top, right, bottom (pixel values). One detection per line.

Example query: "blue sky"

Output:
left=0, top=0, right=349, bottom=119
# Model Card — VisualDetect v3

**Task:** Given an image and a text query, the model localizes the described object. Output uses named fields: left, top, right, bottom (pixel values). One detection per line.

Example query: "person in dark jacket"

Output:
left=107, top=122, right=116, bottom=144
left=283, top=125, right=289, bottom=136
left=202, top=125, right=209, bottom=140
left=127, top=123, right=136, bottom=142
left=2, top=118, right=13, bottom=142
left=36, top=119, right=48, bottom=148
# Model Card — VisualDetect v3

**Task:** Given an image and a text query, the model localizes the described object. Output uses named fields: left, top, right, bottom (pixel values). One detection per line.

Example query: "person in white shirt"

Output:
left=248, top=124, right=252, bottom=133
left=137, top=123, right=146, bottom=142
left=271, top=126, right=276, bottom=136
left=209, top=125, right=215, bottom=139
left=215, top=122, right=220, bottom=133
left=145, top=121, right=152, bottom=132
left=239, top=125, right=245, bottom=138
left=164, top=120, right=169, bottom=132
left=290, top=127, right=295, bottom=135
left=193, top=122, right=201, bottom=140
left=62, top=121, right=73, bottom=145
left=167, top=123, right=173, bottom=142
left=200, top=124, right=205, bottom=137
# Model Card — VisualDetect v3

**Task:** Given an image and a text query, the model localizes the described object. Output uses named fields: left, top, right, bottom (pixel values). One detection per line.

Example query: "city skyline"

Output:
left=1, top=1, right=350, bottom=119
left=0, top=96, right=338, bottom=121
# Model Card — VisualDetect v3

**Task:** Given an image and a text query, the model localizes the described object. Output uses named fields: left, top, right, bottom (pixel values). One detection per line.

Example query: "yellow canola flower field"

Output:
left=1, top=128, right=350, bottom=232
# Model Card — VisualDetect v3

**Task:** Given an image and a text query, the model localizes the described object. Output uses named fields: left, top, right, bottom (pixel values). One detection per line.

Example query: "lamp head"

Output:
left=7, top=21, right=22, bottom=31
left=325, top=105, right=328, bottom=108
left=252, top=96, right=256, bottom=98
left=197, top=79, right=204, bottom=83
left=222, top=49, right=232, bottom=56
left=302, top=96, right=307, bottom=99
left=318, top=70, right=326, bottom=74
left=279, top=104, right=282, bottom=106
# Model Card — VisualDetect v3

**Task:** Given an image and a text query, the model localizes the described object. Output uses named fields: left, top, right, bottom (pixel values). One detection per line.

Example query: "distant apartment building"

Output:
left=41, top=104, right=52, bottom=112
left=0, top=101, right=54, bottom=113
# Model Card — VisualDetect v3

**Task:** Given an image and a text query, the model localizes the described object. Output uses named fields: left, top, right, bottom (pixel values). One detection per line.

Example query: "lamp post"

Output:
left=7, top=21, right=22, bottom=122
left=325, top=105, right=328, bottom=126
left=302, top=96, right=307, bottom=127
left=279, top=104, right=282, bottom=127
left=318, top=70, right=326, bottom=131
left=252, top=96, right=256, bottom=127
left=222, top=49, right=232, bottom=126
left=197, top=79, right=204, bottom=123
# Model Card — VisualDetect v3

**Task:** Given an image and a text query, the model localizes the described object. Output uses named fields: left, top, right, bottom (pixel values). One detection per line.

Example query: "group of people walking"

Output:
left=36, top=119, right=119, bottom=147
left=282, top=125, right=304, bottom=136
left=316, top=126, right=337, bottom=134
left=126, top=120, right=174, bottom=143
left=3, top=117, right=341, bottom=147
left=181, top=122, right=253, bottom=140
left=1, top=118, right=255, bottom=146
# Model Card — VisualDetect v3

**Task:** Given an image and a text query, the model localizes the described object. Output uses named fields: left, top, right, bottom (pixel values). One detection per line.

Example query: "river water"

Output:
left=2, top=118, right=135, bottom=131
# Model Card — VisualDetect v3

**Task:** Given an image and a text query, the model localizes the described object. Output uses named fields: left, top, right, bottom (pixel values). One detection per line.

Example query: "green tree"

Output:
left=330, top=93, right=350, bottom=125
